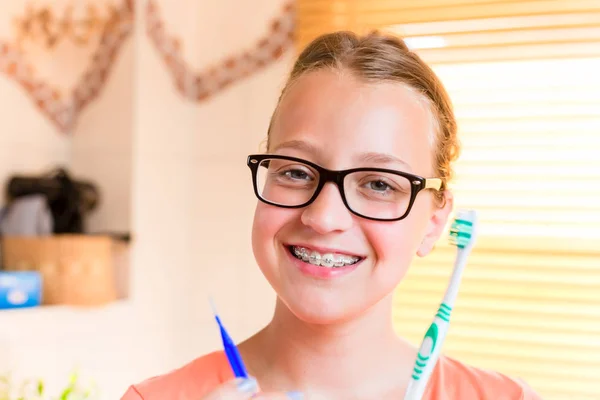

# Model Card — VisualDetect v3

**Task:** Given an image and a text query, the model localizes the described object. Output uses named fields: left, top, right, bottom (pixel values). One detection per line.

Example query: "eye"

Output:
left=368, top=180, right=393, bottom=192
left=360, top=177, right=398, bottom=195
left=284, top=169, right=312, bottom=181
left=354, top=173, right=411, bottom=198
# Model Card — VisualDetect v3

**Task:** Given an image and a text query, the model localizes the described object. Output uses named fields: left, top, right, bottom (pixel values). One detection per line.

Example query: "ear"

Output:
left=417, top=191, right=454, bottom=257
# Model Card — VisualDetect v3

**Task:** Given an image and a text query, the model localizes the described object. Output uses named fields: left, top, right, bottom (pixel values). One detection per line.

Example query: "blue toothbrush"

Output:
left=403, top=209, right=479, bottom=400
left=210, top=297, right=249, bottom=378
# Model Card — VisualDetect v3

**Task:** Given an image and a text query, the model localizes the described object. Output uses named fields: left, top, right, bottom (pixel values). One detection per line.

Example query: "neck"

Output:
left=248, top=295, right=416, bottom=397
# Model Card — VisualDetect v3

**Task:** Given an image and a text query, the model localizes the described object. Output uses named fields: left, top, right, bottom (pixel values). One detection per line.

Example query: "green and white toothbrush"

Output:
left=403, top=209, right=479, bottom=400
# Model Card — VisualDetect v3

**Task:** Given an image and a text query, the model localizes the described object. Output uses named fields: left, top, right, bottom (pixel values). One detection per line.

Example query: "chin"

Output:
left=286, top=301, right=359, bottom=325
left=278, top=284, right=373, bottom=325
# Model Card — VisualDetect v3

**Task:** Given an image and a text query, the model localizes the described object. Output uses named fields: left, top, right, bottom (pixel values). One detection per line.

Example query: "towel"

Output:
left=0, top=194, right=53, bottom=236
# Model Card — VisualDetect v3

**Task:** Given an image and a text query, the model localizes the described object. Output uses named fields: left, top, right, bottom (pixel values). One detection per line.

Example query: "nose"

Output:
left=300, top=182, right=354, bottom=234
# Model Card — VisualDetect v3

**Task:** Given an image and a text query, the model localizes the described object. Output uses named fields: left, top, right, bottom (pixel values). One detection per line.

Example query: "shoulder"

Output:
left=120, top=351, right=234, bottom=400
left=426, top=356, right=543, bottom=400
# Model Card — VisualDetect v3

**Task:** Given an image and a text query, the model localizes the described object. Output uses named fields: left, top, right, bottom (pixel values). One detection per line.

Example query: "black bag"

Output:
left=5, top=168, right=100, bottom=234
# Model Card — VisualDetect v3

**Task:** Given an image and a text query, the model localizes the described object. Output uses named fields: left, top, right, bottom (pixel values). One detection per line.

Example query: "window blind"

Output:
left=297, top=2, right=600, bottom=399
left=297, top=0, right=600, bottom=51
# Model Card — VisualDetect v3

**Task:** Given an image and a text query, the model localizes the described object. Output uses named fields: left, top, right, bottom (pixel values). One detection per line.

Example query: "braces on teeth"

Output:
left=292, top=246, right=360, bottom=268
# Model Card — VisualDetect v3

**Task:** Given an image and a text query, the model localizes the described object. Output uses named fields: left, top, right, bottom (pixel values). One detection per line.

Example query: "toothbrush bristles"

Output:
left=208, top=296, right=218, bottom=316
left=449, top=210, right=477, bottom=249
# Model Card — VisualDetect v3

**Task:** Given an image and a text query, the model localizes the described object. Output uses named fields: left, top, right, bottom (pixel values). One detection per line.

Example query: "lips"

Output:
left=289, top=245, right=361, bottom=268
left=284, top=243, right=365, bottom=279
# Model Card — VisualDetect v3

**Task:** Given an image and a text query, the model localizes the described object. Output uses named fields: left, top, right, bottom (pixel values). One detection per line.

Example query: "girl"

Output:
left=122, top=31, right=542, bottom=400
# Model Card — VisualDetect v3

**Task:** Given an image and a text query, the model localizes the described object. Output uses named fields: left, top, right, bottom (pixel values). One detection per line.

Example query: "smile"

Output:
left=288, top=245, right=362, bottom=268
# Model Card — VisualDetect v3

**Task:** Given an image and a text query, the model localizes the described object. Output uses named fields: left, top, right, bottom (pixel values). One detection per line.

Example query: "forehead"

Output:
left=269, top=69, right=436, bottom=175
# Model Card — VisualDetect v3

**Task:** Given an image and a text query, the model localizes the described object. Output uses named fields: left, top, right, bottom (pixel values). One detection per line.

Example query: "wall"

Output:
left=0, top=78, right=70, bottom=209
left=0, top=0, right=133, bottom=231
left=0, top=1, right=138, bottom=398
left=0, top=0, right=70, bottom=209
left=0, top=0, right=293, bottom=398
left=128, top=0, right=292, bottom=374
left=70, top=38, right=134, bottom=235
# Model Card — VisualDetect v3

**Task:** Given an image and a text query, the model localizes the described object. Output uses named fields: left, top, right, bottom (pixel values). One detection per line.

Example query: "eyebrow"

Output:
left=272, top=140, right=412, bottom=170
left=272, top=140, right=320, bottom=155
left=355, top=152, right=413, bottom=170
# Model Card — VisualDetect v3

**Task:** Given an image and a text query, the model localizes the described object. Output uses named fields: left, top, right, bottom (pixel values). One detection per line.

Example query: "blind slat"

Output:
left=396, top=308, right=600, bottom=336
left=414, top=41, right=600, bottom=63
left=298, top=1, right=600, bottom=42
left=392, top=12, right=600, bottom=36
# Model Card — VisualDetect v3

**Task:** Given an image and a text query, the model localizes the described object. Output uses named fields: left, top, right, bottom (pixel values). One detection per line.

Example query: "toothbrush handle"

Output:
left=404, top=251, right=465, bottom=400
left=442, top=249, right=469, bottom=307
left=404, top=307, right=451, bottom=400
left=224, top=340, right=249, bottom=378
left=218, top=323, right=249, bottom=378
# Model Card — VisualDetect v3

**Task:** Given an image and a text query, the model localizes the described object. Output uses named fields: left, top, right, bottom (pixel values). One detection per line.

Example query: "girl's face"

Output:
left=251, top=69, right=452, bottom=324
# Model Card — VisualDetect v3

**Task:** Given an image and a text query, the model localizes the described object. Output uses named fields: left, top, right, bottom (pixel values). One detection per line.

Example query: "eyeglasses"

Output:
left=247, top=154, right=443, bottom=221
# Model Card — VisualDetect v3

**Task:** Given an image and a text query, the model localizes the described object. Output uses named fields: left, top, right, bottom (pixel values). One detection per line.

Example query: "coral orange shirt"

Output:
left=121, top=351, right=542, bottom=399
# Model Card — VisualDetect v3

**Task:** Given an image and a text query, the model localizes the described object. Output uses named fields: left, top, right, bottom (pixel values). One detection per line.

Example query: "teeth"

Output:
left=294, top=247, right=310, bottom=261
left=309, top=251, right=321, bottom=265
left=291, top=246, right=360, bottom=268
left=320, top=253, right=335, bottom=268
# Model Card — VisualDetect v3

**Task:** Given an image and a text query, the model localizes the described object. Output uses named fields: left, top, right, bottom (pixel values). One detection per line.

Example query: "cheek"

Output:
left=251, top=203, right=293, bottom=269
left=363, top=210, right=430, bottom=279
left=367, top=223, right=418, bottom=265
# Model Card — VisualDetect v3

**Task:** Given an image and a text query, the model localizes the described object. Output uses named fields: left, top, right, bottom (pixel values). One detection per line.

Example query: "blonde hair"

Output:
left=267, top=31, right=460, bottom=203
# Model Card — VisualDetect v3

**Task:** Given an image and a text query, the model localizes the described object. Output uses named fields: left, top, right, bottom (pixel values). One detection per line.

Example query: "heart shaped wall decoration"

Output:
left=145, top=0, right=295, bottom=102
left=0, top=0, right=135, bottom=134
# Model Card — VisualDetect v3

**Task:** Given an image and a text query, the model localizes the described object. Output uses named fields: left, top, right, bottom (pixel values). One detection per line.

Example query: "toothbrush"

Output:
left=210, top=297, right=250, bottom=378
left=403, top=209, right=478, bottom=400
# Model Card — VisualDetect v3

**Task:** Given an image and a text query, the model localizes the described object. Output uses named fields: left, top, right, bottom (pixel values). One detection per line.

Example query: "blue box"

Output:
left=0, top=271, right=42, bottom=309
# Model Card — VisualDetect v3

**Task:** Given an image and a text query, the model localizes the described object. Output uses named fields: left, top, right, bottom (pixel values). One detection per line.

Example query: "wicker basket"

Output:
left=1, top=235, right=119, bottom=306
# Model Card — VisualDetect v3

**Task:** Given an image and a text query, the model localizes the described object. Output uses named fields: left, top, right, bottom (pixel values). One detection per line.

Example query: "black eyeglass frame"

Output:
left=247, top=154, right=443, bottom=222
